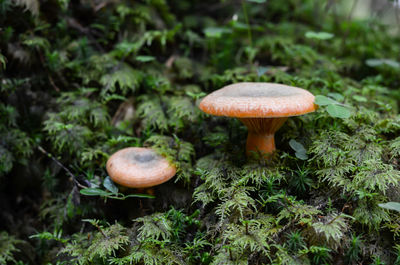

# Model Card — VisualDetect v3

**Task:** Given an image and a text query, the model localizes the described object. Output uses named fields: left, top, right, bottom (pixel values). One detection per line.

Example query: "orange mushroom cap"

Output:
left=106, top=147, right=176, bottom=188
left=199, top=82, right=316, bottom=118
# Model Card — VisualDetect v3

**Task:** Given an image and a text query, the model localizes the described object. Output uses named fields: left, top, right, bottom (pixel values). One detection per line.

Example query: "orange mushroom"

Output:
left=199, top=82, right=316, bottom=158
left=106, top=147, right=176, bottom=188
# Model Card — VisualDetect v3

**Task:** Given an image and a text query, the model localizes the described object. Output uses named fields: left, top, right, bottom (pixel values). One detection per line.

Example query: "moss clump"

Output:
left=1, top=0, right=400, bottom=264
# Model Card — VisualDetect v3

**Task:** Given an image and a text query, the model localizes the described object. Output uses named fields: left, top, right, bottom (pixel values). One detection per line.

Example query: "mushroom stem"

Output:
left=246, top=132, right=275, bottom=156
left=239, top=117, right=288, bottom=157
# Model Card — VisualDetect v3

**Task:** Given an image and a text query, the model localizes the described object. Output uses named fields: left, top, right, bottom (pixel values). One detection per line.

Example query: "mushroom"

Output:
left=199, top=82, right=316, bottom=158
left=106, top=147, right=176, bottom=188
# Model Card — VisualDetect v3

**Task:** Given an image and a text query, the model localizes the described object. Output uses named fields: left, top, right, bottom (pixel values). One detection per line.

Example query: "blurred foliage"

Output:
left=2, top=0, right=400, bottom=264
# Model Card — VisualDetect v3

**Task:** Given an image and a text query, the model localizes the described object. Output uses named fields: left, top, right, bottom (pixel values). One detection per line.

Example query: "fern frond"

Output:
left=89, top=105, right=110, bottom=128
left=277, top=202, right=320, bottom=226
left=389, top=136, right=400, bottom=159
left=304, top=213, right=350, bottom=250
left=145, top=135, right=177, bottom=159
left=22, top=36, right=50, bottom=50
left=12, top=0, right=39, bottom=16
left=60, top=223, right=129, bottom=263
left=223, top=221, right=271, bottom=254
left=239, top=163, right=283, bottom=188
left=145, top=135, right=194, bottom=184
left=195, top=167, right=228, bottom=197
left=0, top=146, right=14, bottom=175
left=273, top=244, right=309, bottom=265
left=175, top=138, right=194, bottom=164
left=353, top=160, right=400, bottom=193
left=310, top=130, right=350, bottom=167
left=0, top=231, right=23, bottom=265
left=141, top=24, right=181, bottom=48
left=215, top=186, right=256, bottom=220
left=0, top=53, right=6, bottom=69
left=110, top=240, right=184, bottom=265
left=56, top=94, right=110, bottom=128
left=167, top=96, right=200, bottom=124
left=257, top=36, right=321, bottom=67
left=106, top=136, right=139, bottom=147
left=192, top=183, right=215, bottom=206
left=353, top=198, right=390, bottom=230
left=81, top=148, right=109, bottom=165
left=0, top=104, right=18, bottom=126
left=87, top=223, right=129, bottom=260
left=172, top=57, right=194, bottom=79
left=135, top=213, right=172, bottom=241
left=137, top=97, right=169, bottom=131
left=202, top=129, right=229, bottom=148
left=211, top=247, right=248, bottom=265
left=43, top=117, right=92, bottom=155
left=317, top=161, right=355, bottom=190
left=0, top=128, right=33, bottom=175
left=100, top=63, right=143, bottom=96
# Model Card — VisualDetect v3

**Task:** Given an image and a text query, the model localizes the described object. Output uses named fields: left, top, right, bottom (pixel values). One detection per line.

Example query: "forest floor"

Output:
left=2, top=0, right=400, bottom=264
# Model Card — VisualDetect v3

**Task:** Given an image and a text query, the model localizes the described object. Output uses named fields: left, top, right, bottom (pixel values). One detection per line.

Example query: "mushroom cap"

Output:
left=199, top=82, right=316, bottom=118
left=106, top=147, right=176, bottom=188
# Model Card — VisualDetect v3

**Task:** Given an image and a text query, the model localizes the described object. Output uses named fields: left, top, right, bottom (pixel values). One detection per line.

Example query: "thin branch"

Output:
left=37, top=145, right=88, bottom=189
left=347, top=0, right=359, bottom=21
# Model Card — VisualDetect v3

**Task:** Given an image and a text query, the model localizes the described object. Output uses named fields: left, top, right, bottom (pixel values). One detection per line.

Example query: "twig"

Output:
left=395, top=3, right=400, bottom=34
left=347, top=0, right=359, bottom=21
left=241, top=0, right=252, bottom=47
left=37, top=51, right=61, bottom=92
left=48, top=74, right=60, bottom=92
left=37, top=145, right=88, bottom=189
left=66, top=17, right=105, bottom=52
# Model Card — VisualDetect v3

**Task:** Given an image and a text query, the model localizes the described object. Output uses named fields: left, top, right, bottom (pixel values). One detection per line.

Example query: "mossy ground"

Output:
left=1, top=0, right=400, bottom=264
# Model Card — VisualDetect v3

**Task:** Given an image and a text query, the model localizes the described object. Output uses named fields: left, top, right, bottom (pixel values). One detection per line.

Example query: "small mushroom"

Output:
left=106, top=147, right=176, bottom=188
left=199, top=82, right=316, bottom=157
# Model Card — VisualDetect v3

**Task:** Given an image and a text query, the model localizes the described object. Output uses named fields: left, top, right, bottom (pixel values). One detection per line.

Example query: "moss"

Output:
left=2, top=0, right=400, bottom=264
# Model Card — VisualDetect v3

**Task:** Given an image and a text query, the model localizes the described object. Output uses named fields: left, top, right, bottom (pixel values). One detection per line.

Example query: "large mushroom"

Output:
left=199, top=82, right=316, bottom=158
left=106, top=147, right=176, bottom=188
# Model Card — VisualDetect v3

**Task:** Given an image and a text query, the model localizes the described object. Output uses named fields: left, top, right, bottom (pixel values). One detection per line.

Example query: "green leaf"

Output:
left=326, top=104, right=351, bottom=119
left=103, top=177, right=118, bottom=194
left=0, top=54, right=7, bottom=69
left=352, top=95, right=368, bottom=102
left=136, top=55, right=155, bottom=62
left=327, top=92, right=344, bottom=101
left=186, top=91, right=206, bottom=100
left=247, top=0, right=266, bottom=3
left=314, top=95, right=338, bottom=106
left=305, top=31, right=334, bottom=40
left=289, top=139, right=308, bottom=160
left=366, top=59, right=400, bottom=68
left=203, top=27, right=232, bottom=38
left=124, top=194, right=156, bottom=199
left=295, top=151, right=308, bottom=160
left=80, top=188, right=112, bottom=196
left=102, top=94, right=127, bottom=103
left=365, top=59, right=383, bottom=67
left=378, top=202, right=400, bottom=212
left=289, top=139, right=306, bottom=153
left=384, top=60, right=400, bottom=68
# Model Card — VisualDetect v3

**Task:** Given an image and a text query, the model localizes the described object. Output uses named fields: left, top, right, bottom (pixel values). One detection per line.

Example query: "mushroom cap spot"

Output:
left=106, top=147, right=176, bottom=188
left=199, top=82, right=317, bottom=118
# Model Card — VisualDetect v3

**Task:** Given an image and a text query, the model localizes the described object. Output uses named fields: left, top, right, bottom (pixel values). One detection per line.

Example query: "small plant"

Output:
left=286, top=231, right=306, bottom=253
left=344, top=234, right=362, bottom=264
left=0, top=232, right=23, bottom=264
left=289, top=164, right=313, bottom=195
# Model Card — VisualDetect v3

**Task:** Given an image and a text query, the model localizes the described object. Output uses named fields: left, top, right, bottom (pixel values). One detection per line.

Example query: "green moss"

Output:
left=2, top=0, right=400, bottom=264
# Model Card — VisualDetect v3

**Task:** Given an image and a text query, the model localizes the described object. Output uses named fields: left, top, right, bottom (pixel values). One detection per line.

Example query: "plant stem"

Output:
left=241, top=0, right=253, bottom=47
